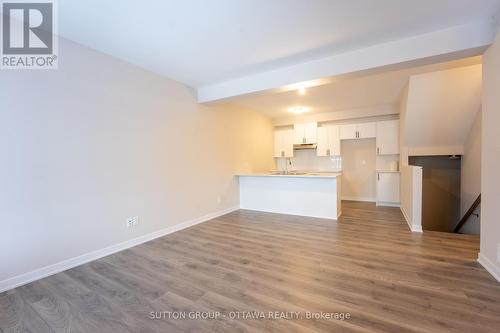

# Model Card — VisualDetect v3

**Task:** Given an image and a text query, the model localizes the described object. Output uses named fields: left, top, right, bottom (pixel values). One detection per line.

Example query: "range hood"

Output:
left=293, top=143, right=317, bottom=150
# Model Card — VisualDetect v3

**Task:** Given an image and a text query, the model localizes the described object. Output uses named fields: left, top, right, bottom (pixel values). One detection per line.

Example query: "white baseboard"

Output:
left=478, top=253, right=500, bottom=283
left=0, top=206, right=239, bottom=293
left=410, top=224, right=423, bottom=233
left=400, top=206, right=423, bottom=233
left=376, top=201, right=401, bottom=208
left=341, top=196, right=376, bottom=202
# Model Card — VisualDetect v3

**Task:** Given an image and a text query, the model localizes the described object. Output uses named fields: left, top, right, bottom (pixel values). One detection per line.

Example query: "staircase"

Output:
left=453, top=194, right=481, bottom=233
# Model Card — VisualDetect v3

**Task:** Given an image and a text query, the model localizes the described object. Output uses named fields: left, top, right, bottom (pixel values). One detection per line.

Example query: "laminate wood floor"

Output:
left=1, top=201, right=499, bottom=332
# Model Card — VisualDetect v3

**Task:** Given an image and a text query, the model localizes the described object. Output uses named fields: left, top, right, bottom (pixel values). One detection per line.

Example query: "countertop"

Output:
left=236, top=171, right=341, bottom=179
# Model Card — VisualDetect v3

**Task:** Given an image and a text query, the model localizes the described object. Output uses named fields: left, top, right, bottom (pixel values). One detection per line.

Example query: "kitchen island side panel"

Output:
left=239, top=176, right=340, bottom=219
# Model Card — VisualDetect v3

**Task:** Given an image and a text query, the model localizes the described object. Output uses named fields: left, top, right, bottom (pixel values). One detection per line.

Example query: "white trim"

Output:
left=410, top=224, right=423, bottom=233
left=0, top=206, right=239, bottom=293
left=341, top=196, right=376, bottom=202
left=400, top=206, right=423, bottom=233
left=478, top=253, right=500, bottom=283
left=376, top=201, right=401, bottom=207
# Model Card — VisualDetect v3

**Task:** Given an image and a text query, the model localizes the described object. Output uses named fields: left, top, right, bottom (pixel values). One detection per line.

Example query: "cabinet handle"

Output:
left=377, top=147, right=380, bottom=155
left=356, top=131, right=359, bottom=138
left=281, top=151, right=284, bottom=157
left=303, top=137, right=306, bottom=144
left=378, top=173, right=380, bottom=181
left=327, top=149, right=330, bottom=156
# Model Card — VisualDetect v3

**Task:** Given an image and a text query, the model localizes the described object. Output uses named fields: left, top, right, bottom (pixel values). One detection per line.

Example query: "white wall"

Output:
left=404, top=64, right=482, bottom=156
left=479, top=22, right=500, bottom=281
left=340, top=139, right=376, bottom=201
left=400, top=165, right=423, bottom=232
left=0, top=39, right=274, bottom=287
left=460, top=109, right=481, bottom=234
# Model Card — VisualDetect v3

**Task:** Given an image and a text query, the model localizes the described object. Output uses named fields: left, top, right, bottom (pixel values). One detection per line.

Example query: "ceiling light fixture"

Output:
left=289, top=106, right=309, bottom=114
left=298, top=87, right=306, bottom=95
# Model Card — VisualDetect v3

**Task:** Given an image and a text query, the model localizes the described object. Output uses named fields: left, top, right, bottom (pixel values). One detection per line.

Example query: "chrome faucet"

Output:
left=284, top=157, right=292, bottom=174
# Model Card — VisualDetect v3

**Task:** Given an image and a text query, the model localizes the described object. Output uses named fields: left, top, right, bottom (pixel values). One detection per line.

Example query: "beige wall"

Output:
left=403, top=64, right=482, bottom=156
left=399, top=84, right=409, bottom=165
left=460, top=109, right=481, bottom=234
left=340, top=139, right=376, bottom=201
left=480, top=22, right=500, bottom=280
left=0, top=38, right=274, bottom=284
left=272, top=105, right=398, bottom=126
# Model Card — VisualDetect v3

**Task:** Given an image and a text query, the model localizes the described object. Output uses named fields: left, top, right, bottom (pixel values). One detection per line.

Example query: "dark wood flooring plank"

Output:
left=1, top=201, right=499, bottom=332
left=0, top=290, right=54, bottom=333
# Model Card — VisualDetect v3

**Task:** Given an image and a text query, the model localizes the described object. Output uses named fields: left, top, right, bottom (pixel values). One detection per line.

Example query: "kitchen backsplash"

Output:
left=275, top=149, right=342, bottom=172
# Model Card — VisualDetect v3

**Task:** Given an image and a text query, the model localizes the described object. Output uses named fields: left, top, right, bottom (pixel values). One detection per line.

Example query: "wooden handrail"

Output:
left=453, top=194, right=481, bottom=233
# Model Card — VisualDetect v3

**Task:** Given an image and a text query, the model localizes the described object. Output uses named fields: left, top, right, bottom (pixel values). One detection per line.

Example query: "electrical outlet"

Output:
left=126, top=216, right=139, bottom=228
left=217, top=196, right=222, bottom=204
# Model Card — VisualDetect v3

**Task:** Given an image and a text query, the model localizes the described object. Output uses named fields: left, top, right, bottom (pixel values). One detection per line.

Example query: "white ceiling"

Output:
left=225, top=57, right=482, bottom=119
left=57, top=0, right=500, bottom=88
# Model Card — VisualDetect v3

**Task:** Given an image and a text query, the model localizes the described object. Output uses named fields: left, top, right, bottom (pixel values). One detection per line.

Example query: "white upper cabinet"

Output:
left=376, top=120, right=399, bottom=155
left=304, top=122, right=318, bottom=143
left=317, top=127, right=329, bottom=155
left=273, top=129, right=294, bottom=158
left=357, top=122, right=376, bottom=138
left=293, top=122, right=317, bottom=144
left=339, top=123, right=357, bottom=140
left=339, top=122, right=376, bottom=140
left=317, top=126, right=340, bottom=157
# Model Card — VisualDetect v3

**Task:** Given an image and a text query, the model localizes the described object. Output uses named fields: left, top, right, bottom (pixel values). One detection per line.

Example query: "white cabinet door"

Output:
left=316, top=127, right=329, bottom=156
left=304, top=122, right=318, bottom=144
left=274, top=130, right=294, bottom=158
left=340, top=123, right=375, bottom=139
left=294, top=122, right=317, bottom=144
left=376, top=120, right=399, bottom=155
left=357, top=122, right=376, bottom=139
left=273, top=131, right=284, bottom=158
left=377, top=173, right=400, bottom=204
left=293, top=123, right=305, bottom=144
left=339, top=124, right=357, bottom=140
left=328, top=126, right=340, bottom=156
left=282, top=129, right=294, bottom=157
left=317, top=126, right=340, bottom=157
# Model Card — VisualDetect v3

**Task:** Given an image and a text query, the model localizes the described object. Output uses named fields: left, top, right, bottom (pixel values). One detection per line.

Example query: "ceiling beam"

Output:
left=197, top=19, right=496, bottom=103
